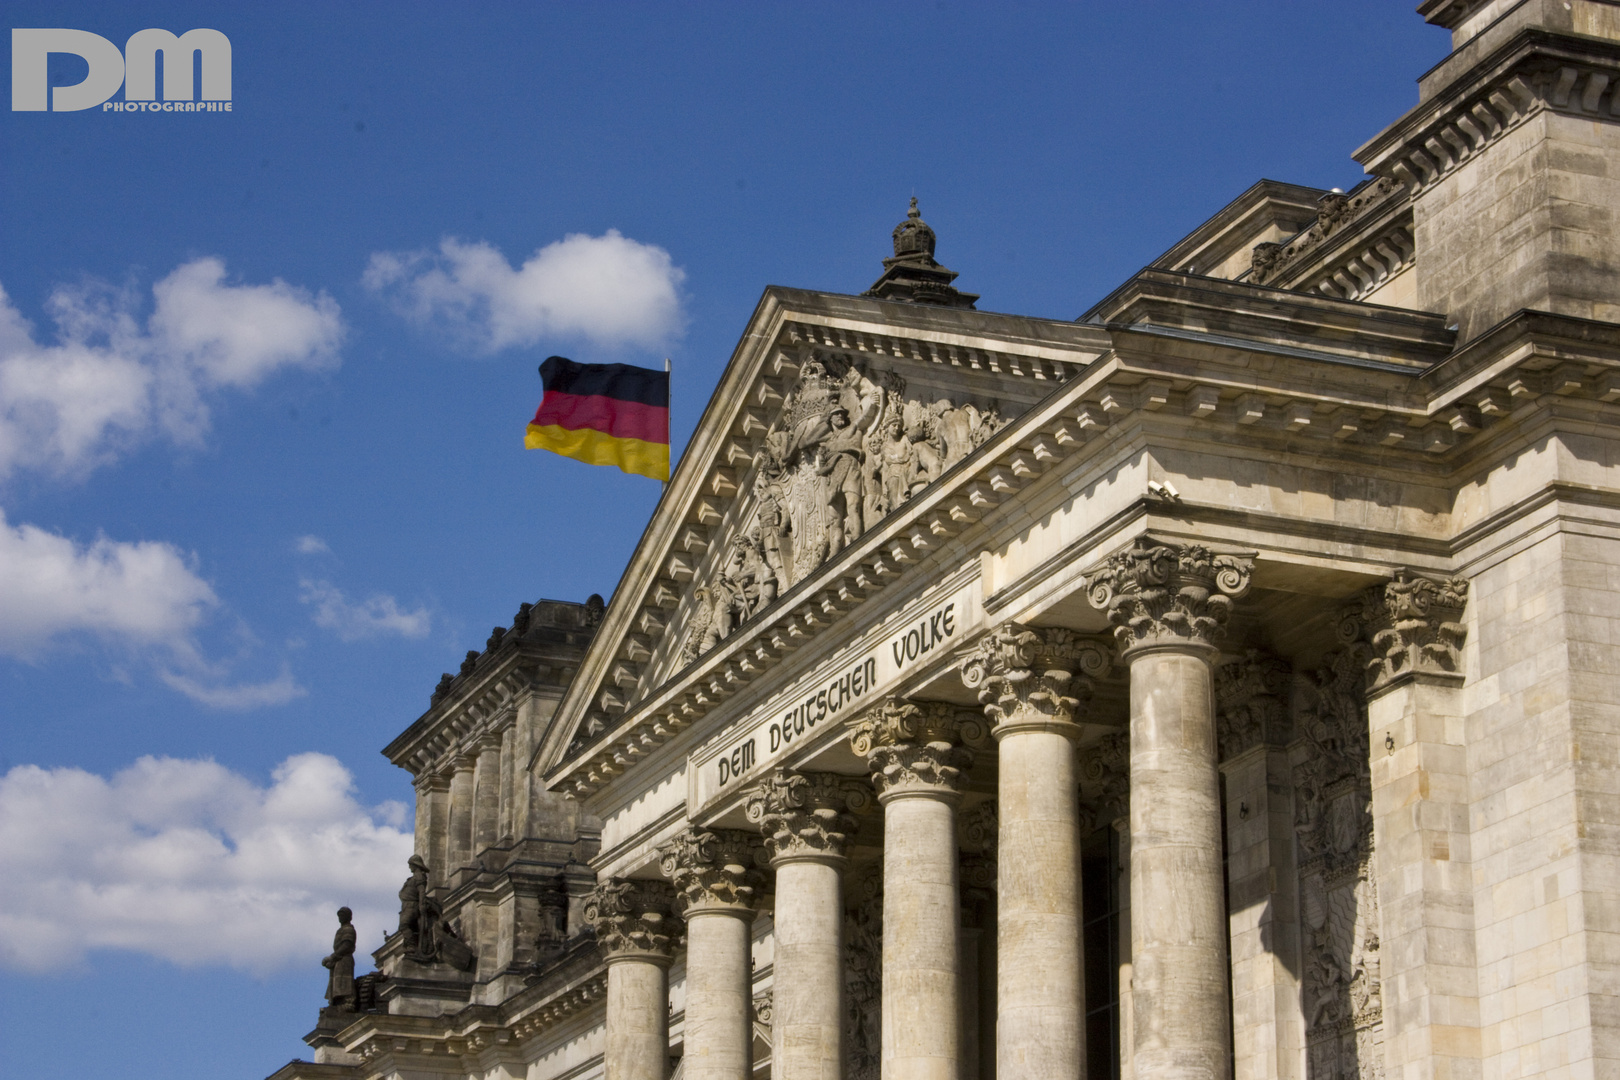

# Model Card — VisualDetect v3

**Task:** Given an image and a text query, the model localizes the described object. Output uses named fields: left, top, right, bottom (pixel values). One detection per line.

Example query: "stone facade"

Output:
left=270, top=8, right=1620, bottom=1080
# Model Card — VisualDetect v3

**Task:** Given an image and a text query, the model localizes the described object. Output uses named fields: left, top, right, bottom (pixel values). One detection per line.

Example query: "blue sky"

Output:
left=0, top=4, right=1446, bottom=1076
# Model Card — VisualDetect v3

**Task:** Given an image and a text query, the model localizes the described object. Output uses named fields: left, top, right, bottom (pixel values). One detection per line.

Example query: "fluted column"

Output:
left=472, top=734, right=501, bottom=854
left=962, top=626, right=1108, bottom=1080
left=447, top=754, right=476, bottom=874
left=585, top=879, right=681, bottom=1080
left=659, top=828, right=765, bottom=1080
left=848, top=699, right=978, bottom=1080
left=1087, top=536, right=1254, bottom=1080
left=745, top=769, right=868, bottom=1080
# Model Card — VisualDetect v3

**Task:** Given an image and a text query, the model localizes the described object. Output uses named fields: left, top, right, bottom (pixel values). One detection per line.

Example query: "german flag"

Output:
left=525, top=356, right=670, bottom=481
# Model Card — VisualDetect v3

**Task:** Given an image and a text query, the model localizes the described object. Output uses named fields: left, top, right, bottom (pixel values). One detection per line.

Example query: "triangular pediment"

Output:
left=536, top=288, right=1107, bottom=776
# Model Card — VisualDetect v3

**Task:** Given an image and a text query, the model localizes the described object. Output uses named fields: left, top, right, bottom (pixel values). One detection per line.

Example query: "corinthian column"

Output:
left=745, top=769, right=869, bottom=1080
left=848, top=699, right=979, bottom=1080
left=1086, top=536, right=1254, bottom=1080
left=585, top=879, right=681, bottom=1080
left=961, top=625, right=1108, bottom=1080
left=658, top=828, right=765, bottom=1080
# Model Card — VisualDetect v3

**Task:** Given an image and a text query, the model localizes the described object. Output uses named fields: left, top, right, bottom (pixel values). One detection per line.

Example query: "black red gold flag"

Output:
left=525, top=356, right=670, bottom=480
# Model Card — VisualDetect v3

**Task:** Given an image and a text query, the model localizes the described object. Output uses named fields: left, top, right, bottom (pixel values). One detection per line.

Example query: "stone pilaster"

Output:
left=960, top=624, right=1106, bottom=1080
left=658, top=827, right=765, bottom=1080
left=1215, top=652, right=1302, bottom=1080
left=472, top=735, right=501, bottom=854
left=415, top=772, right=451, bottom=874
left=585, top=879, right=680, bottom=1080
left=848, top=698, right=976, bottom=1080
left=745, top=769, right=868, bottom=1080
left=1359, top=572, right=1479, bottom=1080
left=1087, top=537, right=1253, bottom=1080
left=447, top=754, right=476, bottom=875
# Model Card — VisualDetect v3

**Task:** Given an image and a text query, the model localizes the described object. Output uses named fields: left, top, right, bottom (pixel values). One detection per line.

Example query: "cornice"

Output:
left=340, top=944, right=609, bottom=1069
left=1356, top=28, right=1620, bottom=190
left=542, top=300, right=1620, bottom=801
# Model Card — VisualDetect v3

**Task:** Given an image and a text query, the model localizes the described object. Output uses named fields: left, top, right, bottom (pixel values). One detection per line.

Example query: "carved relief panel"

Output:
left=679, top=354, right=1005, bottom=666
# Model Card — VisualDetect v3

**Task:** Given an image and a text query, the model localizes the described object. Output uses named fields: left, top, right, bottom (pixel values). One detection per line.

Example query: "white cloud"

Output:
left=293, top=534, right=331, bottom=555
left=0, top=258, right=343, bottom=480
left=159, top=667, right=307, bottom=709
left=300, top=578, right=430, bottom=641
left=0, top=753, right=413, bottom=973
left=364, top=230, right=684, bottom=351
left=0, top=508, right=217, bottom=661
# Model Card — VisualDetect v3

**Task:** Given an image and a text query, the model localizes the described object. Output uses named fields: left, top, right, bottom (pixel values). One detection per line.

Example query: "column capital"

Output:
left=847, top=698, right=978, bottom=802
left=583, top=878, right=680, bottom=964
left=416, top=771, right=452, bottom=794
left=1084, top=536, right=1254, bottom=656
left=959, top=623, right=1108, bottom=738
left=1214, top=650, right=1292, bottom=760
left=1355, top=569, right=1469, bottom=693
left=657, top=827, right=766, bottom=916
left=744, top=768, right=870, bottom=865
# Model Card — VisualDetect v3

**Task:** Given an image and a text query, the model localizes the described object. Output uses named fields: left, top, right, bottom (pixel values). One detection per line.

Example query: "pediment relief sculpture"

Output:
left=678, top=356, right=1005, bottom=666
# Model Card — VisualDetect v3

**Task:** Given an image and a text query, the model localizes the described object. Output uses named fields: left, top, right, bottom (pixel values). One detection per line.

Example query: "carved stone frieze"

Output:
left=1293, top=620, right=1384, bottom=1080
left=743, top=768, right=870, bottom=862
left=582, top=878, right=680, bottom=962
left=847, top=698, right=981, bottom=800
left=1357, top=570, right=1469, bottom=691
left=1215, top=650, right=1293, bottom=760
left=680, top=355, right=1006, bottom=665
left=656, top=828, right=766, bottom=915
left=1084, top=537, right=1254, bottom=655
left=1078, top=731, right=1130, bottom=832
left=1249, top=178, right=1405, bottom=286
left=843, top=867, right=883, bottom=1080
left=958, top=622, right=1108, bottom=736
left=957, top=798, right=998, bottom=856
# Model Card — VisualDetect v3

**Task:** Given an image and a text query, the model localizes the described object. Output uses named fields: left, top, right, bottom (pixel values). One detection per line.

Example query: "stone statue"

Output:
left=815, top=407, right=866, bottom=554
left=876, top=415, right=919, bottom=510
left=394, top=856, right=476, bottom=972
left=398, top=855, right=430, bottom=952
left=323, top=907, right=357, bottom=1011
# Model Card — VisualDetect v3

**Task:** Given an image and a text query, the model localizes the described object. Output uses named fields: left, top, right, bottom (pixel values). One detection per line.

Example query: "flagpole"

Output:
left=664, top=357, right=672, bottom=492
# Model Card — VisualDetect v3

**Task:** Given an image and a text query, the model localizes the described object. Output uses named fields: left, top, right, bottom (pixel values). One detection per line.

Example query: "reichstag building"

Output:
left=272, top=4, right=1620, bottom=1078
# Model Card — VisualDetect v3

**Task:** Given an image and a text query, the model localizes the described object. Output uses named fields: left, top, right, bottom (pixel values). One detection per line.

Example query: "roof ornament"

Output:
left=864, top=196, right=978, bottom=309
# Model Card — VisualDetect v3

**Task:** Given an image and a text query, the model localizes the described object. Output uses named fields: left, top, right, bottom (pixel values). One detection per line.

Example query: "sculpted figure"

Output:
left=754, top=476, right=791, bottom=597
left=398, top=855, right=430, bottom=952
left=816, top=407, right=867, bottom=553
left=323, top=907, right=357, bottom=1011
left=877, top=415, right=919, bottom=510
left=700, top=537, right=755, bottom=651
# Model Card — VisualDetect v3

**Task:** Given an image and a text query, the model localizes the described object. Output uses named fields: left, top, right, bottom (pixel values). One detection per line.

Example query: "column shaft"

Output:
left=882, top=793, right=960, bottom=1080
left=683, top=909, right=754, bottom=1080
left=607, top=957, right=671, bottom=1080
left=1128, top=647, right=1230, bottom=1080
left=997, top=727, right=1084, bottom=1080
left=773, top=857, right=844, bottom=1080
